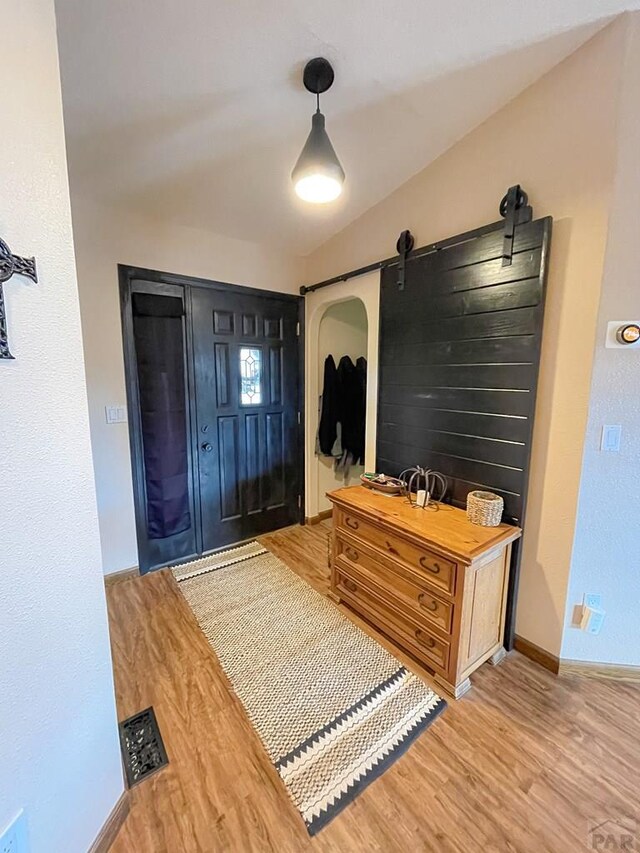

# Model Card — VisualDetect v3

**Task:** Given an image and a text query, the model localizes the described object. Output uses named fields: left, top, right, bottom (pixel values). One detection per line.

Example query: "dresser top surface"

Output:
left=327, top=486, right=521, bottom=563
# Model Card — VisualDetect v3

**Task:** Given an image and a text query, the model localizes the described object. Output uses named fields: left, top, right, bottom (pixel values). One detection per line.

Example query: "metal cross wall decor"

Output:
left=0, top=236, right=38, bottom=359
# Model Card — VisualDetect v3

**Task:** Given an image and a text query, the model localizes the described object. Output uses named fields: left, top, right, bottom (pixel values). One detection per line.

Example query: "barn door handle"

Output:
left=414, top=629, right=436, bottom=648
left=201, top=442, right=213, bottom=453
left=345, top=517, right=359, bottom=531
left=419, top=557, right=440, bottom=574
left=418, top=593, right=438, bottom=612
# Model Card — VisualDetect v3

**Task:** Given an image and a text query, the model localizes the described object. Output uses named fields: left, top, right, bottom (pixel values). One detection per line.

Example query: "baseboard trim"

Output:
left=306, top=509, right=333, bottom=525
left=559, top=659, right=640, bottom=683
left=88, top=791, right=129, bottom=853
left=104, top=566, right=140, bottom=586
left=514, top=635, right=560, bottom=675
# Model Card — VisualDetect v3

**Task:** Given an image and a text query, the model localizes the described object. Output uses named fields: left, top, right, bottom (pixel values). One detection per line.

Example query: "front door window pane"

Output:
left=240, top=347, right=262, bottom=405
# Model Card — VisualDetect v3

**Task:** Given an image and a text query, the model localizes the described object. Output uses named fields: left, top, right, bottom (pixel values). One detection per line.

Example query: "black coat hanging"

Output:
left=337, top=355, right=366, bottom=465
left=318, top=355, right=339, bottom=455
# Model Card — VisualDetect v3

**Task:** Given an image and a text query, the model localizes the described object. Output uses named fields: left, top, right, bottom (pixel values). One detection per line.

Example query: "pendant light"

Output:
left=292, top=58, right=345, bottom=203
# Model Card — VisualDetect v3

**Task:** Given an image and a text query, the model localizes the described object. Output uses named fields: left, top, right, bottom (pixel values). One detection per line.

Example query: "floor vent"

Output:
left=118, top=706, right=168, bottom=787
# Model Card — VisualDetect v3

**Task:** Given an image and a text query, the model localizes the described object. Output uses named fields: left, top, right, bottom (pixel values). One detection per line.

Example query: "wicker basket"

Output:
left=466, top=490, right=504, bottom=526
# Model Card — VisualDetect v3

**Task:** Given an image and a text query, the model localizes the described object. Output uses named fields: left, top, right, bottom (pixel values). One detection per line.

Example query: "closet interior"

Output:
left=315, top=299, right=368, bottom=514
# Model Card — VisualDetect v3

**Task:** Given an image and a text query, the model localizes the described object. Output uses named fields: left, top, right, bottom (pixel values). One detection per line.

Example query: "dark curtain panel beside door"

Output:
left=132, top=292, right=191, bottom=539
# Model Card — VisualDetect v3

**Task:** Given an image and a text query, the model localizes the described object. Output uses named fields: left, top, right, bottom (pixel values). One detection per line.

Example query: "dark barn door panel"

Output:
left=377, top=215, right=552, bottom=647
left=191, top=286, right=301, bottom=552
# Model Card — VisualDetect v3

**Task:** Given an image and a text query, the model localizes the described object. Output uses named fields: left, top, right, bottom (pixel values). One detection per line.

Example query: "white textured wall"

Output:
left=0, top=1, right=123, bottom=850
left=562, top=13, right=640, bottom=665
left=70, top=195, right=304, bottom=574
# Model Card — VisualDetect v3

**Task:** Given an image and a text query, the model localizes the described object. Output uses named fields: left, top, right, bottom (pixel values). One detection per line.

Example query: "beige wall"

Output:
left=304, top=21, right=625, bottom=655
left=71, top=195, right=304, bottom=574
left=562, top=14, right=640, bottom=665
left=0, top=0, right=123, bottom=848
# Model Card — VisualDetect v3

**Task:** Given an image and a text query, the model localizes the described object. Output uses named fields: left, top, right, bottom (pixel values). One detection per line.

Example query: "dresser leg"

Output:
left=327, top=590, right=341, bottom=605
left=434, top=675, right=472, bottom=700
left=488, top=646, right=507, bottom=666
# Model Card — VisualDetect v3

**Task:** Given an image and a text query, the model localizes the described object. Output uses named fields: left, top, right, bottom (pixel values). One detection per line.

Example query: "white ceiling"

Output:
left=55, top=1, right=635, bottom=254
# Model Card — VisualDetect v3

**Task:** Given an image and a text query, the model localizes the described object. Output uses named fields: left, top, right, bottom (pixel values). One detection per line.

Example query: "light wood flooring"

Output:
left=107, top=521, right=640, bottom=852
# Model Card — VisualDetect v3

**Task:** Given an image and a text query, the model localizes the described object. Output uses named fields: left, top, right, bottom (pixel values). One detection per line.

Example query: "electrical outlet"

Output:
left=0, top=810, right=27, bottom=853
left=584, top=593, right=602, bottom=610
left=600, top=424, right=622, bottom=452
left=586, top=608, right=606, bottom=635
left=580, top=606, right=606, bottom=635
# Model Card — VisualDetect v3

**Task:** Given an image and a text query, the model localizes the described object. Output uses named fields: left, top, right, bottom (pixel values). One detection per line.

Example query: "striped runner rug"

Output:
left=172, top=540, right=445, bottom=835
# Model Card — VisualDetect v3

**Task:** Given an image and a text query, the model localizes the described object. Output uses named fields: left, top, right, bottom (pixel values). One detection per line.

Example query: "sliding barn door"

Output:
left=377, top=215, right=552, bottom=645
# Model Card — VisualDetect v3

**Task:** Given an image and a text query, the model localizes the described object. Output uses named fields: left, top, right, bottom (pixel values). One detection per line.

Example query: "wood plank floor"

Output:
left=107, top=521, right=640, bottom=852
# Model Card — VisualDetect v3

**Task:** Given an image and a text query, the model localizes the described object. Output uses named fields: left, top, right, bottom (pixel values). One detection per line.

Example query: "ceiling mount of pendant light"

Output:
left=292, top=57, right=345, bottom=204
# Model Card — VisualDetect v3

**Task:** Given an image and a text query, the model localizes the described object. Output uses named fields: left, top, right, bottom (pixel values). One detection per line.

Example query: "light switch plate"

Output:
left=600, top=424, right=621, bottom=452
left=105, top=405, right=127, bottom=424
left=583, top=593, right=602, bottom=610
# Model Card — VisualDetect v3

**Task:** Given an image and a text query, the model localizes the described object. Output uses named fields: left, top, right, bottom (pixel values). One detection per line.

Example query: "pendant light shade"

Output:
left=292, top=111, right=345, bottom=202
left=292, top=58, right=345, bottom=204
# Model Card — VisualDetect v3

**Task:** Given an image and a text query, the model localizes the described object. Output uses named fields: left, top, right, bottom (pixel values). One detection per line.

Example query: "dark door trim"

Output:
left=119, top=264, right=305, bottom=571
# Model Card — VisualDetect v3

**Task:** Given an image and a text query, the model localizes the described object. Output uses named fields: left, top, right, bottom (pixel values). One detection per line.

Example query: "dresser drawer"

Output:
left=334, top=566, right=451, bottom=673
left=335, top=535, right=453, bottom=634
left=335, top=509, right=457, bottom=596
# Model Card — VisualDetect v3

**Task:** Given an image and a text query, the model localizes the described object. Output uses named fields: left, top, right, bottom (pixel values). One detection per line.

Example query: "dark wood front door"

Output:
left=191, top=285, right=302, bottom=552
left=121, top=267, right=303, bottom=573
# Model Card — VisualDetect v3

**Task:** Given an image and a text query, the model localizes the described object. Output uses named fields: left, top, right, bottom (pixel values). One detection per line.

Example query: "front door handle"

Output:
left=201, top=442, right=213, bottom=453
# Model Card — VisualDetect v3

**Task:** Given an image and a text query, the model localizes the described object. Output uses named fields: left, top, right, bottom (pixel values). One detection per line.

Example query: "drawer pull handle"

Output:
left=418, top=593, right=438, bottom=612
left=415, top=629, right=436, bottom=649
left=419, top=556, right=441, bottom=574
left=385, top=540, right=400, bottom=556
left=344, top=546, right=359, bottom=562
left=344, top=578, right=358, bottom=593
left=345, top=517, right=359, bottom=531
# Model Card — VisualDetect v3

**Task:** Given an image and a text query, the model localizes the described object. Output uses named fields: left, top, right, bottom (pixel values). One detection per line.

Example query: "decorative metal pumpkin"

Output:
left=398, top=466, right=448, bottom=508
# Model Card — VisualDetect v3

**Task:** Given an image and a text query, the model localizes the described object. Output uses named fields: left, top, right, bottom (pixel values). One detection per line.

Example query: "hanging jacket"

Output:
left=337, top=356, right=366, bottom=465
left=356, top=355, right=367, bottom=433
left=318, top=355, right=339, bottom=455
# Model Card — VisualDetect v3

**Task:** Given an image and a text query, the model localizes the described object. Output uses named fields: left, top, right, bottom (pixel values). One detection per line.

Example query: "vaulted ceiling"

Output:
left=55, top=1, right=637, bottom=254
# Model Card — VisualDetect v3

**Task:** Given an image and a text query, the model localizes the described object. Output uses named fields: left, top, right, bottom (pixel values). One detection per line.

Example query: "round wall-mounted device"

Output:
left=616, top=323, right=640, bottom=345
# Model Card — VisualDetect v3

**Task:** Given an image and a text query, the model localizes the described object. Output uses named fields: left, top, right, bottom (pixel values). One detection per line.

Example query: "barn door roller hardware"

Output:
left=395, top=230, right=414, bottom=291
left=0, top=236, right=38, bottom=360
left=500, top=185, right=531, bottom=267
left=299, top=184, right=532, bottom=294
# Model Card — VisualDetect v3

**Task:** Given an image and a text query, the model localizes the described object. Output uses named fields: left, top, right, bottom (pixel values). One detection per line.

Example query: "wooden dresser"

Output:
left=327, top=486, right=521, bottom=698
